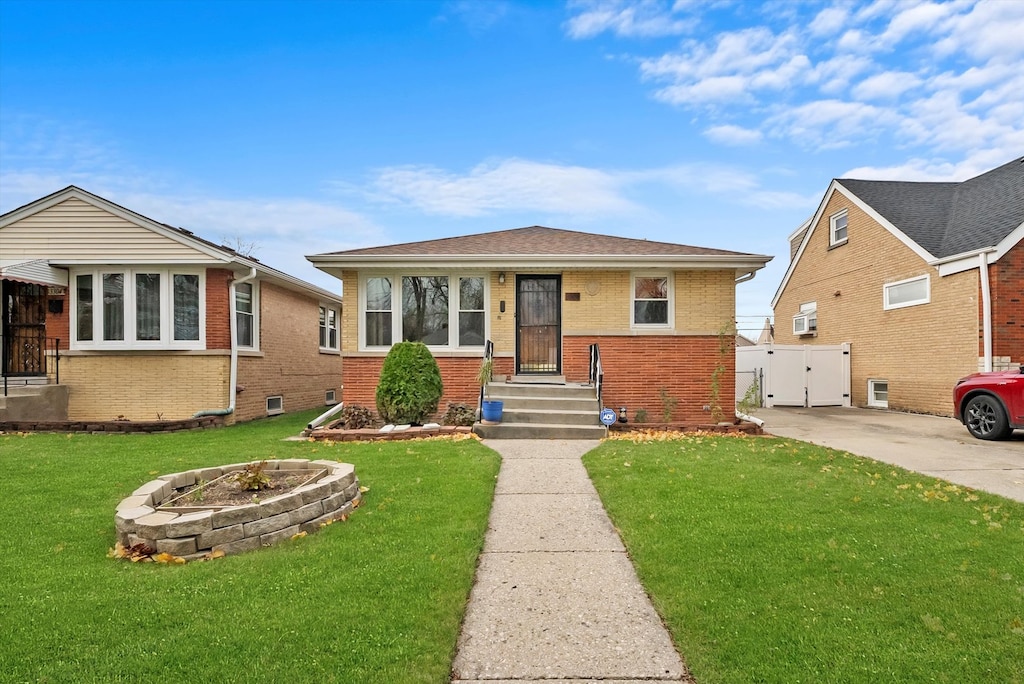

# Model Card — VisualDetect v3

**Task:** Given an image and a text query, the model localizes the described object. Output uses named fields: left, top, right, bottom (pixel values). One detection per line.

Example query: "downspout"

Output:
left=194, top=266, right=258, bottom=417
left=735, top=271, right=755, bottom=284
left=979, top=251, right=993, bottom=372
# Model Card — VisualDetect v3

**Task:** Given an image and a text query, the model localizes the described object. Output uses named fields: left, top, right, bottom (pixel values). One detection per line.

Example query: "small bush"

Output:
left=442, top=403, right=477, bottom=427
left=234, top=461, right=271, bottom=491
left=376, top=342, right=444, bottom=425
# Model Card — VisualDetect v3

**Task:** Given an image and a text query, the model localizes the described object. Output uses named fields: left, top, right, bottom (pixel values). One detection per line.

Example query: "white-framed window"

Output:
left=829, top=209, right=848, bottom=246
left=793, top=301, right=817, bottom=336
left=884, top=274, right=929, bottom=310
left=266, top=395, right=283, bottom=415
left=235, top=282, right=259, bottom=349
left=631, top=274, right=672, bottom=328
left=319, top=304, right=340, bottom=351
left=360, top=274, right=487, bottom=350
left=867, top=380, right=888, bottom=408
left=71, top=268, right=204, bottom=349
left=325, top=389, right=337, bottom=405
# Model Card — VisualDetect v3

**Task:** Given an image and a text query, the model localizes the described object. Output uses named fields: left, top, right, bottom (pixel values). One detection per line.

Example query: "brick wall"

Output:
left=775, top=190, right=978, bottom=415
left=990, top=240, right=1024, bottom=365
left=234, top=280, right=343, bottom=423
left=565, top=335, right=731, bottom=423
left=206, top=268, right=233, bottom=350
left=46, top=292, right=70, bottom=351
left=61, top=353, right=228, bottom=421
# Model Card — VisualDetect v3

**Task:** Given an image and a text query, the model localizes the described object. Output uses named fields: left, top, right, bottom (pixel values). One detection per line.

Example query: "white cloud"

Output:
left=565, top=0, right=693, bottom=39
left=703, top=124, right=763, bottom=146
left=851, top=70, right=921, bottom=99
left=879, top=1, right=956, bottom=46
left=768, top=99, right=898, bottom=148
left=370, top=158, right=639, bottom=218
left=808, top=7, right=848, bottom=36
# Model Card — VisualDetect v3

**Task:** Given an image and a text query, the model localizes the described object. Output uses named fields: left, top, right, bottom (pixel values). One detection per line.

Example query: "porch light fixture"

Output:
left=618, top=407, right=628, bottom=423
left=498, top=272, right=506, bottom=284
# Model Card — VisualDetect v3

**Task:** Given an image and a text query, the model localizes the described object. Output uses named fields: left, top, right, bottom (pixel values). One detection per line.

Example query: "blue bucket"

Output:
left=481, top=400, right=504, bottom=422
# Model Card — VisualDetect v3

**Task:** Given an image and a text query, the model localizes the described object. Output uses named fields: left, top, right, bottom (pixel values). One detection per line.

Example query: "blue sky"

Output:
left=2, top=0, right=1021, bottom=338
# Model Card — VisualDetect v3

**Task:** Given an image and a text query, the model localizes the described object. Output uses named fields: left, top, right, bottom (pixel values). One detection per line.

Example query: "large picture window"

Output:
left=632, top=274, right=671, bottom=327
left=362, top=274, right=486, bottom=349
left=72, top=268, right=205, bottom=349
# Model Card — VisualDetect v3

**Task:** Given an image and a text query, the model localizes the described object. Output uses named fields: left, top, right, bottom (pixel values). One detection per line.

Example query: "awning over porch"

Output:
left=0, top=260, right=69, bottom=287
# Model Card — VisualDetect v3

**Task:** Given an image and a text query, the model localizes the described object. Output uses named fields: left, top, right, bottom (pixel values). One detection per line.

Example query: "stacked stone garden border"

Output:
left=304, top=424, right=474, bottom=442
left=608, top=421, right=763, bottom=435
left=115, top=458, right=361, bottom=560
left=1, top=416, right=223, bottom=434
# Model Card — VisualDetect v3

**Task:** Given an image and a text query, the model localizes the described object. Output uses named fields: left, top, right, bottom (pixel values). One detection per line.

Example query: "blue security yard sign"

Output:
left=599, top=408, right=617, bottom=426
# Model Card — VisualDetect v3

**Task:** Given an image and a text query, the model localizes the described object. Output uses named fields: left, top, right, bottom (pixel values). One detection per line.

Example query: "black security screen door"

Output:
left=2, top=281, right=47, bottom=377
left=516, top=275, right=561, bottom=374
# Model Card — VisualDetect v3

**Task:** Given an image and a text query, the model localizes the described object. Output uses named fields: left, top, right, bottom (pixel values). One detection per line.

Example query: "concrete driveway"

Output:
left=756, top=406, right=1024, bottom=503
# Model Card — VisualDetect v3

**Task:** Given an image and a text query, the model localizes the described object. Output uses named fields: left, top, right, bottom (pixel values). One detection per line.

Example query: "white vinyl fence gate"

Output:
left=736, top=343, right=851, bottom=408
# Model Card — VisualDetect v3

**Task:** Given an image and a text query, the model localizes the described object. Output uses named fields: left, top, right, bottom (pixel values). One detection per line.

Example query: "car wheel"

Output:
left=963, top=394, right=1012, bottom=440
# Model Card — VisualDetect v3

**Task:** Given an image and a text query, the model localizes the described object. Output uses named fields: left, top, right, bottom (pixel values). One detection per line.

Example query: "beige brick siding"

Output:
left=235, top=280, right=343, bottom=423
left=61, top=353, right=228, bottom=421
left=775, top=191, right=979, bottom=415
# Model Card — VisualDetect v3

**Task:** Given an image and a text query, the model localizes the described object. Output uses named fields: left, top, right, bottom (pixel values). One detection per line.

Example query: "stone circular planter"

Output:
left=114, top=458, right=361, bottom=560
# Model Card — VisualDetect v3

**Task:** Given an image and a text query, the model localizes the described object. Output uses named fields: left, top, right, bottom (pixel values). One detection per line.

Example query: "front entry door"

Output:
left=516, top=275, right=561, bottom=374
left=1, top=281, right=48, bottom=377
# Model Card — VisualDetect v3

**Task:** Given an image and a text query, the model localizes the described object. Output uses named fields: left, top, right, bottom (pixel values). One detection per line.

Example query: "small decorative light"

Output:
left=618, top=407, right=628, bottom=423
left=498, top=272, right=506, bottom=284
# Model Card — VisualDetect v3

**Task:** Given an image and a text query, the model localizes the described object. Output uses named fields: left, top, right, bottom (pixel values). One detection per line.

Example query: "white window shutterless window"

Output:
left=319, top=304, right=339, bottom=351
left=361, top=274, right=487, bottom=349
left=235, top=282, right=258, bottom=348
left=830, top=210, right=848, bottom=246
left=868, top=380, right=888, bottom=408
left=71, top=268, right=204, bottom=349
left=632, top=274, right=671, bottom=327
left=884, top=275, right=929, bottom=310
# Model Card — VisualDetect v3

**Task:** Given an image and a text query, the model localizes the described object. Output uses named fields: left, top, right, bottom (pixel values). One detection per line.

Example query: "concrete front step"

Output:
left=496, top=396, right=601, bottom=412
left=503, top=407, right=602, bottom=426
left=474, top=422, right=607, bottom=440
left=485, top=382, right=597, bottom=399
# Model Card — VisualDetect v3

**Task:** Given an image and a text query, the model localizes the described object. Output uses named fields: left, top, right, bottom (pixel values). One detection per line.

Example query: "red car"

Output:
left=954, top=367, right=1024, bottom=440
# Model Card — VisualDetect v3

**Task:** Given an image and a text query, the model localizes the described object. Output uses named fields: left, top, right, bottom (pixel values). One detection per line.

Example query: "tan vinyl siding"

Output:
left=0, top=198, right=215, bottom=263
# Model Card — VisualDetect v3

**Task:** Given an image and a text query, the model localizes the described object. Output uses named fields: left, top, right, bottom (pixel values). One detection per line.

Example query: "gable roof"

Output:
left=772, top=156, right=1024, bottom=308
left=308, top=225, right=772, bottom=279
left=838, top=155, right=1023, bottom=259
left=0, top=186, right=341, bottom=303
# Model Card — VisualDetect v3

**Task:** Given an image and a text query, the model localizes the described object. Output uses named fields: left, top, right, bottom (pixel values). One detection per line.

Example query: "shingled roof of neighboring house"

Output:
left=315, top=225, right=754, bottom=258
left=839, top=155, right=1024, bottom=259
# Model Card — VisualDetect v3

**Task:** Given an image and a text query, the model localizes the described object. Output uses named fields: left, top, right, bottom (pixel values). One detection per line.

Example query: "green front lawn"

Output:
left=584, top=434, right=1024, bottom=684
left=0, top=412, right=500, bottom=683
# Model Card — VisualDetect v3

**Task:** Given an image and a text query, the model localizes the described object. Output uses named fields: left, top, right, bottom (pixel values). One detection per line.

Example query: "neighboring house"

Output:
left=755, top=317, right=774, bottom=344
left=307, top=226, right=771, bottom=422
left=772, top=156, right=1023, bottom=416
left=0, top=186, right=343, bottom=424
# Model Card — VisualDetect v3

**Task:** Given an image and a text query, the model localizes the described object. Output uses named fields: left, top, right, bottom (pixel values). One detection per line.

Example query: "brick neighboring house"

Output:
left=0, top=186, right=342, bottom=424
left=307, top=226, right=771, bottom=423
left=772, top=156, right=1023, bottom=416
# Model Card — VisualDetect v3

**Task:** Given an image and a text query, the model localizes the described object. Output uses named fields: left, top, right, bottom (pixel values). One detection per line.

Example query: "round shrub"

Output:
left=375, top=342, right=443, bottom=425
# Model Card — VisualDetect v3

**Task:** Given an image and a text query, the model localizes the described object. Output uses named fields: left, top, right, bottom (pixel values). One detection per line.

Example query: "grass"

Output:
left=584, top=433, right=1024, bottom=684
left=0, top=412, right=500, bottom=683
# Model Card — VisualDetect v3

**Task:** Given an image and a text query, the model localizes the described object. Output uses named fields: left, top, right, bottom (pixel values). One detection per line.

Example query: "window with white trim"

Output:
left=266, top=395, right=283, bottom=415
left=829, top=209, right=848, bottom=246
left=360, top=274, right=487, bottom=349
left=883, top=274, right=929, bottom=310
left=235, top=282, right=258, bottom=349
left=632, top=274, right=671, bottom=327
left=71, top=268, right=204, bottom=349
left=793, top=301, right=817, bottom=335
left=868, top=380, right=888, bottom=408
left=319, top=304, right=339, bottom=350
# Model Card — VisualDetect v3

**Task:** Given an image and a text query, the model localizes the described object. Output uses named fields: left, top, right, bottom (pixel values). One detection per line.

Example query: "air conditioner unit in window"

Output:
left=793, top=313, right=810, bottom=335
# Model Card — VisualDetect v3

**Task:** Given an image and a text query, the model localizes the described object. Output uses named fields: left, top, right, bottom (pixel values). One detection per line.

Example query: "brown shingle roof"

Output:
left=318, top=226, right=754, bottom=258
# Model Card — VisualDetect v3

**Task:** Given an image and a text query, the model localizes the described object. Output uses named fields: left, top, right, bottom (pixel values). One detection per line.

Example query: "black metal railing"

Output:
left=478, top=339, right=494, bottom=414
left=588, top=342, right=603, bottom=403
left=2, top=330, right=60, bottom=396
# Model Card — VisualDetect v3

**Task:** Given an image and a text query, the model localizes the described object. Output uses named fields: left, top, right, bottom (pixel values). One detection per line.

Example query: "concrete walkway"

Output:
left=451, top=439, right=688, bottom=684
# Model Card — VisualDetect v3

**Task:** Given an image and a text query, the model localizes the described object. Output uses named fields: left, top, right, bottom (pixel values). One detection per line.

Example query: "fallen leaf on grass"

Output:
left=291, top=531, right=308, bottom=540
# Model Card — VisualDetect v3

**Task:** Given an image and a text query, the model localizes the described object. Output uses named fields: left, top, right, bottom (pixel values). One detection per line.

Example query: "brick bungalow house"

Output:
left=772, top=156, right=1023, bottom=416
left=1, top=186, right=343, bottom=424
left=307, top=226, right=771, bottom=423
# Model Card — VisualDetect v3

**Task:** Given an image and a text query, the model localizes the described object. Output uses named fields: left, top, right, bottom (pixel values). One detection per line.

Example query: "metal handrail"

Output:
left=589, top=342, right=603, bottom=403
left=2, top=331, right=60, bottom=396
left=478, top=339, right=494, bottom=415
